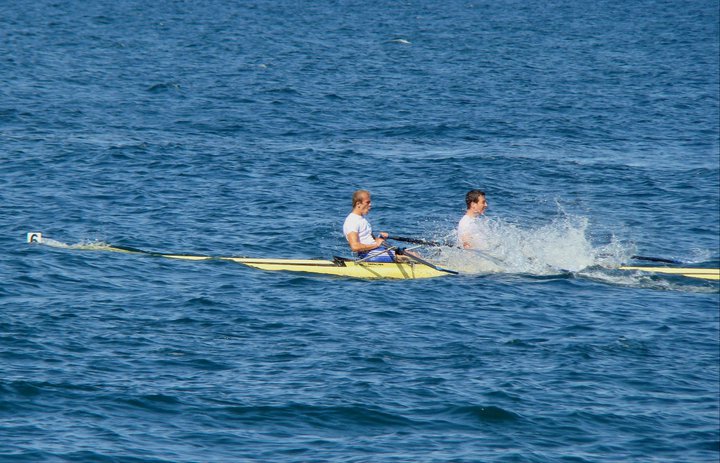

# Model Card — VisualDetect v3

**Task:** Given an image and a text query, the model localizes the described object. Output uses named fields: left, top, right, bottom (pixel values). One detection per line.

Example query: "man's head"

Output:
left=352, top=190, right=372, bottom=215
left=465, top=189, right=487, bottom=214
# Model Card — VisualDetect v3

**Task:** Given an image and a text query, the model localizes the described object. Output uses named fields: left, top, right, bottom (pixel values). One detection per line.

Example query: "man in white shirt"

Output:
left=343, top=190, right=395, bottom=262
left=457, top=189, right=488, bottom=249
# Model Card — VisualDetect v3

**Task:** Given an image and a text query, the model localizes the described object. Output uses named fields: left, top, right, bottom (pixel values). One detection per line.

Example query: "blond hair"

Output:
left=352, top=190, right=370, bottom=207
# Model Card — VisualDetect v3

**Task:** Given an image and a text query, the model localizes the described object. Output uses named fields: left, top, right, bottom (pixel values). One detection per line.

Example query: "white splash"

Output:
left=430, top=215, right=632, bottom=276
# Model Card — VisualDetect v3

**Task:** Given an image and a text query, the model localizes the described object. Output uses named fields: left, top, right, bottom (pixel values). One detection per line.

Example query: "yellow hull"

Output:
left=223, top=257, right=451, bottom=279
left=619, top=266, right=720, bottom=281
left=26, top=234, right=452, bottom=279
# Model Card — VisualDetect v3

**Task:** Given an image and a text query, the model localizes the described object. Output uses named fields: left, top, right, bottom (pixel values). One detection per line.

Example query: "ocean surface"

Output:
left=1, top=0, right=719, bottom=461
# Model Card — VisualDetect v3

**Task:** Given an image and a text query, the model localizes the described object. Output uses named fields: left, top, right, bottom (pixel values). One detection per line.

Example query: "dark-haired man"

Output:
left=457, top=189, right=488, bottom=249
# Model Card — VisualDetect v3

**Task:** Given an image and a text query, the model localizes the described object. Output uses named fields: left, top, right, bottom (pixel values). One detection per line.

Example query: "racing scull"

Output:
left=26, top=233, right=719, bottom=281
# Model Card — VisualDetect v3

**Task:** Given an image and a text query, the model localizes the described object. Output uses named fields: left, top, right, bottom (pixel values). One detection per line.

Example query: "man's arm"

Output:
left=346, top=231, right=385, bottom=253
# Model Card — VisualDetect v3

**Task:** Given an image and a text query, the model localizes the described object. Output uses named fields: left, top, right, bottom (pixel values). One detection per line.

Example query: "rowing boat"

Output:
left=25, top=233, right=450, bottom=279
left=26, top=233, right=719, bottom=281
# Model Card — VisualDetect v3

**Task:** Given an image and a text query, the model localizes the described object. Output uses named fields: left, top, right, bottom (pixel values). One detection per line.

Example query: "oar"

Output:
left=388, top=235, right=505, bottom=266
left=630, top=255, right=683, bottom=265
left=390, top=236, right=685, bottom=266
left=387, top=235, right=443, bottom=246
left=354, top=241, right=457, bottom=274
left=399, top=251, right=459, bottom=275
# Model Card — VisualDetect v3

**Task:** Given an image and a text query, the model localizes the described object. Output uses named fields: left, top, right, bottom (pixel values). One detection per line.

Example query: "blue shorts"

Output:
left=358, top=246, right=396, bottom=262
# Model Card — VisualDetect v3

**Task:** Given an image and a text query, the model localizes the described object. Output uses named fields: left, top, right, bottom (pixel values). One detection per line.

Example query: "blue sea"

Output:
left=2, top=0, right=719, bottom=461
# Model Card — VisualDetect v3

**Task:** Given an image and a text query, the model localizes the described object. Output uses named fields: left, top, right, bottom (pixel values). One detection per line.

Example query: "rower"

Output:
left=343, top=190, right=397, bottom=262
left=457, top=189, right=488, bottom=249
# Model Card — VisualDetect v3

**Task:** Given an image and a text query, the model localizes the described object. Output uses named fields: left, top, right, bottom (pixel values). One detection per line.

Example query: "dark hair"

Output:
left=465, top=189, right=486, bottom=209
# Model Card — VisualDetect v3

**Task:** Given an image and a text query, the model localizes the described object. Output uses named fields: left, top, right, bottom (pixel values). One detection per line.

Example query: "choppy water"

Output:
left=2, top=0, right=719, bottom=461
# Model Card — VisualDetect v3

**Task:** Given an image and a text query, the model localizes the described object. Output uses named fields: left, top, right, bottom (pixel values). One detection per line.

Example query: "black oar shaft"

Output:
left=391, top=236, right=684, bottom=266
left=387, top=235, right=443, bottom=246
left=631, top=255, right=683, bottom=265
left=403, top=252, right=458, bottom=275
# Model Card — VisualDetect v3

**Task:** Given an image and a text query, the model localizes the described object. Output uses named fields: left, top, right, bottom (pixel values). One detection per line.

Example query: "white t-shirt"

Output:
left=457, top=214, right=486, bottom=249
left=343, top=213, right=375, bottom=245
